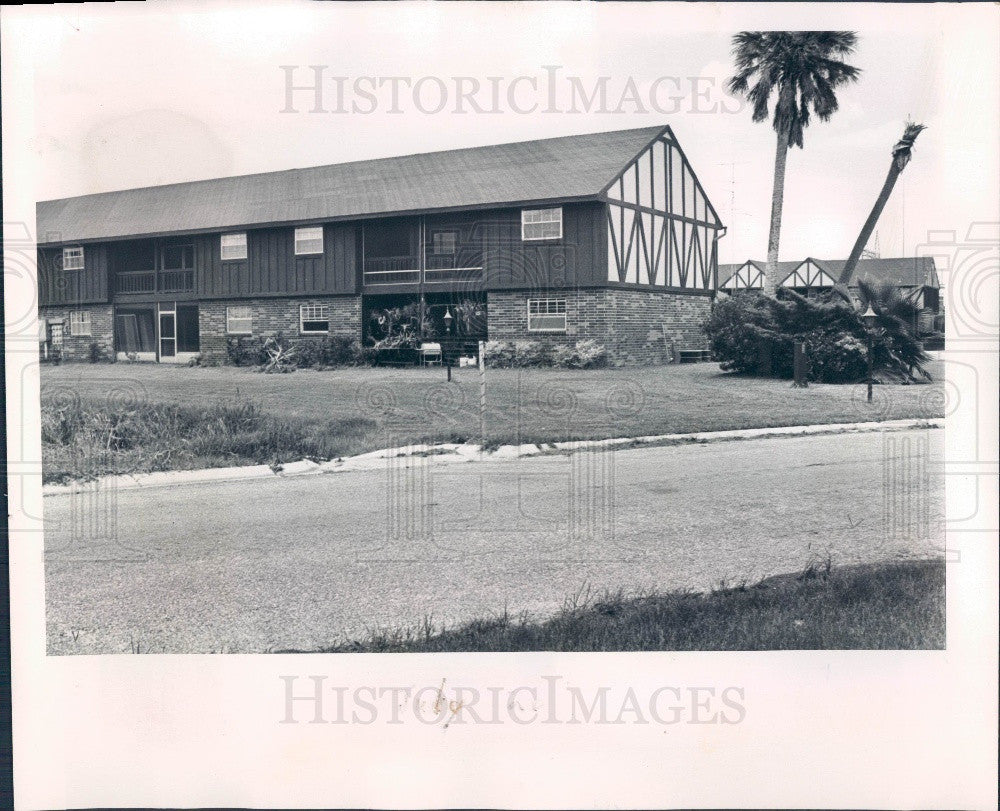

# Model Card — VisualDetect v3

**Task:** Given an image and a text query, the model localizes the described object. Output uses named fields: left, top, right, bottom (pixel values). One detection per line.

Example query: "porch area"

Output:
left=112, top=240, right=196, bottom=297
left=362, top=214, right=486, bottom=289
left=363, top=292, right=487, bottom=366
left=114, top=302, right=200, bottom=363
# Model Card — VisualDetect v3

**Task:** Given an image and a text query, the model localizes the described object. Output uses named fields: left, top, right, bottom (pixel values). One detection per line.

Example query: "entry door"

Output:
left=159, top=311, right=176, bottom=358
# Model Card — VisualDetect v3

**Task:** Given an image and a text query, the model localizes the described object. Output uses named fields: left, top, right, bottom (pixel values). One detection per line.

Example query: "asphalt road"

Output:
left=45, top=428, right=945, bottom=653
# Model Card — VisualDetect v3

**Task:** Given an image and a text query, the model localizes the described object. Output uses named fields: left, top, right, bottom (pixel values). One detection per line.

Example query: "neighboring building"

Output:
left=36, top=125, right=724, bottom=365
left=718, top=256, right=942, bottom=334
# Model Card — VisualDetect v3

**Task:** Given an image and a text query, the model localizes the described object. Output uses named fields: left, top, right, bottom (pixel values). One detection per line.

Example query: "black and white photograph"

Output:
left=4, top=2, right=997, bottom=808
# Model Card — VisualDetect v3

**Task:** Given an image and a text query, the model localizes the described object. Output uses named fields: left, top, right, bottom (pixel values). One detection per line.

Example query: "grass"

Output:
left=41, top=395, right=380, bottom=484
left=40, top=360, right=944, bottom=482
left=290, top=559, right=945, bottom=652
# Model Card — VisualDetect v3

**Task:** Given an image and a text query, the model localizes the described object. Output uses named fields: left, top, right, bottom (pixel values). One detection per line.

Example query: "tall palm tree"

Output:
left=728, top=31, right=861, bottom=294
left=836, top=122, right=927, bottom=287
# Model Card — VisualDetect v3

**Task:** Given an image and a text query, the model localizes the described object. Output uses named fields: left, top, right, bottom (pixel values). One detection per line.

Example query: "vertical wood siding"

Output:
left=197, top=223, right=358, bottom=298
left=37, top=245, right=110, bottom=305
left=480, top=202, right=605, bottom=290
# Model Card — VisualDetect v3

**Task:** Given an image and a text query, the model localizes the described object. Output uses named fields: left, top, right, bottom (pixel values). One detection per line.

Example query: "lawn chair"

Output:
left=420, top=342, right=443, bottom=366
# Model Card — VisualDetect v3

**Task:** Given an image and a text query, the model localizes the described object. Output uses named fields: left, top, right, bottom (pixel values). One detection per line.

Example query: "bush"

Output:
left=226, top=336, right=270, bottom=367
left=484, top=339, right=607, bottom=369
left=226, top=335, right=370, bottom=369
left=552, top=339, right=608, bottom=369
left=88, top=342, right=109, bottom=363
left=482, top=340, right=517, bottom=368
left=704, top=290, right=931, bottom=383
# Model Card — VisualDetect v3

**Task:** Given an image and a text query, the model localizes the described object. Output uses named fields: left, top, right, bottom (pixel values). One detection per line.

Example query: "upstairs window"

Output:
left=431, top=231, right=458, bottom=255
left=62, top=246, right=84, bottom=270
left=221, top=232, right=248, bottom=261
left=226, top=306, right=252, bottom=335
left=163, top=244, right=195, bottom=269
left=300, top=304, right=329, bottom=334
left=521, top=207, right=562, bottom=241
left=527, top=298, right=567, bottom=332
left=295, top=226, right=324, bottom=255
left=68, top=311, right=92, bottom=336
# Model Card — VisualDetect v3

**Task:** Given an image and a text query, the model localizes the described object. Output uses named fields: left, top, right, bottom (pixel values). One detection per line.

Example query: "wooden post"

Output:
left=792, top=341, right=808, bottom=388
left=478, top=340, right=486, bottom=446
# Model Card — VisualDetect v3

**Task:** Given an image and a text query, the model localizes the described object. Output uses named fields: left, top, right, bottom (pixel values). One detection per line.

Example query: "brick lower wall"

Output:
left=198, top=296, right=362, bottom=362
left=39, top=290, right=709, bottom=366
left=487, top=288, right=712, bottom=365
left=39, top=304, right=114, bottom=362
left=604, top=288, right=713, bottom=365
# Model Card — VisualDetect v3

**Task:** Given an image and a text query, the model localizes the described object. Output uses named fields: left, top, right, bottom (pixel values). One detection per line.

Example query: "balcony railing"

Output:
left=115, top=269, right=194, bottom=295
left=362, top=254, right=484, bottom=286
left=424, top=266, right=484, bottom=283
left=116, top=270, right=156, bottom=294
left=159, top=269, right=195, bottom=293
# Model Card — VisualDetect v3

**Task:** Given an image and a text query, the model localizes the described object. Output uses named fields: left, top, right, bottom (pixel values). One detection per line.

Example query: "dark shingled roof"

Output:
left=815, top=257, right=939, bottom=288
left=37, top=125, right=668, bottom=245
left=719, top=257, right=939, bottom=288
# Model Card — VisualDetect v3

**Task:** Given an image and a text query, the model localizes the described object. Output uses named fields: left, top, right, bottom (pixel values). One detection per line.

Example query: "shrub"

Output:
left=512, top=339, right=554, bottom=367
left=704, top=290, right=931, bottom=383
left=88, top=342, right=109, bottom=363
left=226, top=336, right=269, bottom=367
left=551, top=339, right=608, bottom=368
left=484, top=339, right=608, bottom=369
left=483, top=340, right=517, bottom=368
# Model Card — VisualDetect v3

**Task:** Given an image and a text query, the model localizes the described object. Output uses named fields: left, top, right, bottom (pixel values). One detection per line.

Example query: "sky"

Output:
left=14, top=1, right=1000, bottom=265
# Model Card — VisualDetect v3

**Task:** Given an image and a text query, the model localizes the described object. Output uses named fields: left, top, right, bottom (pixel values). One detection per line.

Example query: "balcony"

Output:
left=115, top=269, right=195, bottom=295
left=362, top=254, right=485, bottom=287
left=363, top=256, right=420, bottom=286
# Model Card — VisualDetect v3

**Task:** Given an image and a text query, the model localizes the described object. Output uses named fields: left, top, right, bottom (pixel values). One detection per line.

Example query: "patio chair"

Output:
left=420, top=342, right=443, bottom=366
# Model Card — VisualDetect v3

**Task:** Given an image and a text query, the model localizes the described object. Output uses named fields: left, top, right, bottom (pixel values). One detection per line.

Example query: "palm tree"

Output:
left=854, top=278, right=931, bottom=381
left=836, top=122, right=927, bottom=288
left=728, top=32, right=861, bottom=294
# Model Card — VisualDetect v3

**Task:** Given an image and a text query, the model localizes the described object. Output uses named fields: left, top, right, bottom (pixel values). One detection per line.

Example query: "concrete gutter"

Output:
left=42, top=418, right=942, bottom=496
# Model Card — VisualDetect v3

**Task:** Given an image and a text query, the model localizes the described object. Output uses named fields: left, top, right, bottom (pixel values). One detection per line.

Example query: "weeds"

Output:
left=289, top=559, right=945, bottom=653
left=41, top=394, right=377, bottom=483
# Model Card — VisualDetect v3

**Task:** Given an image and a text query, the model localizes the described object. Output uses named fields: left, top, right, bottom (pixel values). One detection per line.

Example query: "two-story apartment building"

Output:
left=36, top=125, right=724, bottom=365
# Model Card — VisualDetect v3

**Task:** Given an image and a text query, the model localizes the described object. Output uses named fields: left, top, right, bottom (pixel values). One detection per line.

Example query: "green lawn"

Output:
left=285, top=559, right=946, bottom=652
left=40, top=360, right=944, bottom=481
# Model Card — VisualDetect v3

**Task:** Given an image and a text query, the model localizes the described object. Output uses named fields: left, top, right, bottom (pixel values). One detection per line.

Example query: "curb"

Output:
left=42, top=418, right=942, bottom=496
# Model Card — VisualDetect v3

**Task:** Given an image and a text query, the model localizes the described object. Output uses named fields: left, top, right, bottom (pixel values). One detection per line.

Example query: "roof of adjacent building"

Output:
left=719, top=256, right=939, bottom=288
left=717, top=260, right=800, bottom=285
left=37, top=125, right=670, bottom=245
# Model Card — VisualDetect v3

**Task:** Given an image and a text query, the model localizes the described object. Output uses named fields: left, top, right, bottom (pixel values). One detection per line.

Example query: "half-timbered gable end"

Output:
left=603, top=128, right=723, bottom=291
left=718, top=261, right=766, bottom=291
left=779, top=259, right=838, bottom=291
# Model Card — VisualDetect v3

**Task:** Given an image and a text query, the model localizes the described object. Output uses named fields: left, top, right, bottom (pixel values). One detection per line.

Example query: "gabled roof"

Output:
left=816, top=257, right=938, bottom=288
left=718, top=256, right=938, bottom=289
left=718, top=260, right=798, bottom=286
left=37, top=125, right=668, bottom=245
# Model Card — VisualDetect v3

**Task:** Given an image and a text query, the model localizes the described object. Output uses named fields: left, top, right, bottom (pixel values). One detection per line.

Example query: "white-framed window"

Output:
left=62, top=246, right=85, bottom=270
left=295, top=226, right=324, bottom=255
left=527, top=298, right=567, bottom=332
left=300, top=304, right=330, bottom=334
left=226, top=305, right=253, bottom=335
left=431, top=231, right=458, bottom=255
left=68, top=310, right=92, bottom=336
left=521, top=207, right=563, bottom=241
left=221, top=232, right=248, bottom=261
